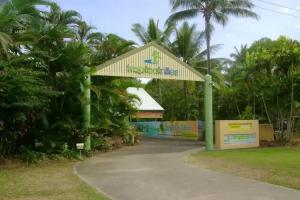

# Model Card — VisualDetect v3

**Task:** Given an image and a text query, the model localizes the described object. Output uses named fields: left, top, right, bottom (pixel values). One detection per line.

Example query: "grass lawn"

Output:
left=0, top=160, right=110, bottom=200
left=190, top=147, right=300, bottom=190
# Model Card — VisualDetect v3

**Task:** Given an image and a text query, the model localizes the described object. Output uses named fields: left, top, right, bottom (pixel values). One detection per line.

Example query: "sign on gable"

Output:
left=94, top=42, right=204, bottom=82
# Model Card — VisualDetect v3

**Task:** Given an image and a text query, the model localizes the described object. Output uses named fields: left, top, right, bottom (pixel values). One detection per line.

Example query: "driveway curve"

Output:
left=75, top=138, right=300, bottom=200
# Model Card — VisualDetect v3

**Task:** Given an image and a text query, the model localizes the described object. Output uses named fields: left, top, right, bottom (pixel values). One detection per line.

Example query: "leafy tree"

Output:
left=0, top=66, right=57, bottom=155
left=218, top=36, right=300, bottom=142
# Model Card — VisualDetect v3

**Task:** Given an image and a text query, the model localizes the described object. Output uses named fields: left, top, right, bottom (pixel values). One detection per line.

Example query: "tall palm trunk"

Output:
left=205, top=14, right=211, bottom=75
left=183, top=81, right=189, bottom=120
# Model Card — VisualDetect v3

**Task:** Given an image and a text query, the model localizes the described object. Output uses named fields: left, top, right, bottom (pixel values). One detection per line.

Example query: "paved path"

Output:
left=75, top=138, right=300, bottom=200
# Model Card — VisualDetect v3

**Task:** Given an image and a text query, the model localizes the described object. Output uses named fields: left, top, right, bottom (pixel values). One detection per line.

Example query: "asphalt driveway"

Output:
left=75, top=138, right=300, bottom=200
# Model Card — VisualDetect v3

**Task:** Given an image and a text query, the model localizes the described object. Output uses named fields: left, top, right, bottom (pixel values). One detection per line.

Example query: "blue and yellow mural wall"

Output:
left=131, top=121, right=204, bottom=140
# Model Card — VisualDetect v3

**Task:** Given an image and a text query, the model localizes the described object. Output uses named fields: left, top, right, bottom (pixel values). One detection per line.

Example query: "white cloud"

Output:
left=280, top=7, right=296, bottom=14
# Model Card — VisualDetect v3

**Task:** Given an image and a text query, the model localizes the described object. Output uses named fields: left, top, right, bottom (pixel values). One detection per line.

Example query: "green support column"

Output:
left=204, top=74, right=214, bottom=150
left=83, top=67, right=91, bottom=151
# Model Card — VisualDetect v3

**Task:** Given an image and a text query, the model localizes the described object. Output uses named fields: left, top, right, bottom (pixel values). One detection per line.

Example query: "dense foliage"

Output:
left=0, top=0, right=138, bottom=158
left=146, top=36, right=300, bottom=142
left=217, top=37, right=300, bottom=141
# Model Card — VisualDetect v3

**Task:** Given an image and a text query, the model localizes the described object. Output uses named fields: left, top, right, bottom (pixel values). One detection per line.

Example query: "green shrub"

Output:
left=240, top=106, right=254, bottom=120
left=123, top=126, right=140, bottom=145
left=90, top=133, right=124, bottom=152
left=62, top=149, right=80, bottom=160
left=101, top=137, right=114, bottom=152
left=0, top=67, right=57, bottom=157
left=91, top=134, right=106, bottom=151
left=19, top=146, right=45, bottom=164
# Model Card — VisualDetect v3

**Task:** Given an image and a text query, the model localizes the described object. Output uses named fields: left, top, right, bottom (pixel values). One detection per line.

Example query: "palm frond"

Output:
left=197, top=44, right=223, bottom=58
left=169, top=0, right=203, bottom=11
left=131, top=23, right=148, bottom=44
left=166, top=9, right=199, bottom=24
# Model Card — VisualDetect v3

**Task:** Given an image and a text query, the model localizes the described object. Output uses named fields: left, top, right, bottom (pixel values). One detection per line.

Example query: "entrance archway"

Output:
left=84, top=42, right=213, bottom=150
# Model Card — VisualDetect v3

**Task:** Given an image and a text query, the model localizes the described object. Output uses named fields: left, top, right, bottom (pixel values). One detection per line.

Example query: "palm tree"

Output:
left=132, top=18, right=174, bottom=104
left=0, top=32, right=11, bottom=58
left=167, top=0, right=258, bottom=75
left=171, top=22, right=204, bottom=119
left=46, top=3, right=81, bottom=29
left=73, top=22, right=102, bottom=47
left=90, top=33, right=135, bottom=65
left=230, top=44, right=248, bottom=64
left=171, top=22, right=225, bottom=119
left=132, top=18, right=174, bottom=45
left=0, top=0, right=51, bottom=58
left=75, top=21, right=95, bottom=42
left=171, top=23, right=204, bottom=62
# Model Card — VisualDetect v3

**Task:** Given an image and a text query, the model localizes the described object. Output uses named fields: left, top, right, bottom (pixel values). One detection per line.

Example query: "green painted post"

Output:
left=83, top=67, right=91, bottom=151
left=204, top=74, right=214, bottom=150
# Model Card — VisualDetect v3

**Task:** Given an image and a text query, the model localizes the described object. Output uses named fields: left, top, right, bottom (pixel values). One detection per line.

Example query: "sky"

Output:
left=54, top=0, right=300, bottom=59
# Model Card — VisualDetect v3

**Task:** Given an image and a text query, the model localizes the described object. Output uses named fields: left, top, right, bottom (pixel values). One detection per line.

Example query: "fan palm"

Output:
left=167, top=0, right=258, bottom=75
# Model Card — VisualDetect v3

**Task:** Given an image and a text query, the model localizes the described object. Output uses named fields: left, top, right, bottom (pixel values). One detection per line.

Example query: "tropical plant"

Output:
left=167, top=0, right=258, bottom=74
left=170, top=22, right=204, bottom=119
left=170, top=22, right=226, bottom=119
left=0, top=66, right=57, bottom=156
left=132, top=18, right=174, bottom=45
left=230, top=44, right=248, bottom=64
left=0, top=0, right=139, bottom=157
left=132, top=18, right=175, bottom=104
left=90, top=33, right=135, bottom=65
left=218, top=36, right=300, bottom=142
left=0, top=0, right=52, bottom=59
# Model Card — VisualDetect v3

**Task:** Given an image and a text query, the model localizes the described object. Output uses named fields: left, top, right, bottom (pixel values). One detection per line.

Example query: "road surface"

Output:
left=75, top=138, right=300, bottom=200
